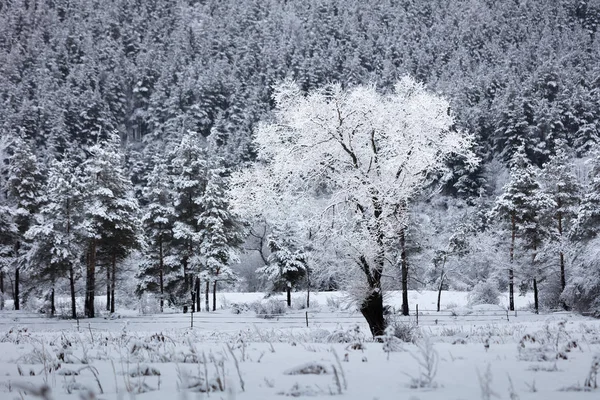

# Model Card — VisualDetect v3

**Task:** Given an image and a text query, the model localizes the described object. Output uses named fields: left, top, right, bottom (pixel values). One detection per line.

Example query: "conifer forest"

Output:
left=2, top=0, right=600, bottom=336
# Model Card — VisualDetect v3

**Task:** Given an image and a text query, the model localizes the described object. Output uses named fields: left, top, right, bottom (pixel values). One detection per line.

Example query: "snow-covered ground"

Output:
left=0, top=290, right=598, bottom=399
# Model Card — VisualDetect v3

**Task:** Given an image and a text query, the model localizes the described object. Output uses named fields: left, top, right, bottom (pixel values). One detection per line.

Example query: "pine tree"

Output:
left=540, top=143, right=581, bottom=308
left=4, top=135, right=45, bottom=310
left=198, top=164, right=244, bottom=311
left=25, top=155, right=85, bottom=318
left=257, top=233, right=307, bottom=308
left=493, top=146, right=555, bottom=312
left=82, top=132, right=142, bottom=317
left=138, top=155, right=176, bottom=312
left=0, top=205, right=17, bottom=309
left=169, top=131, right=208, bottom=309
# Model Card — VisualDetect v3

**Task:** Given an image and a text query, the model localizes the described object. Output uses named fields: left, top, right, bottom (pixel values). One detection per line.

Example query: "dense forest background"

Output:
left=1, top=0, right=600, bottom=316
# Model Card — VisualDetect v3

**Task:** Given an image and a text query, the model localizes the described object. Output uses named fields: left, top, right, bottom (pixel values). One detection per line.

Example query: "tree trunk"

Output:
left=106, top=260, right=111, bottom=311
left=306, top=266, right=310, bottom=309
left=110, top=255, right=116, bottom=313
left=69, top=264, right=77, bottom=319
left=159, top=237, right=164, bottom=312
left=205, top=281, right=210, bottom=312
left=85, top=239, right=97, bottom=318
left=360, top=289, right=385, bottom=338
left=0, top=270, right=3, bottom=311
left=50, top=287, right=56, bottom=317
left=195, top=278, right=200, bottom=312
left=286, top=286, right=291, bottom=308
left=533, top=277, right=539, bottom=314
left=14, top=266, right=19, bottom=311
left=437, top=270, right=445, bottom=312
left=557, top=212, right=569, bottom=310
left=14, top=242, right=20, bottom=311
left=508, top=211, right=516, bottom=311
left=400, top=227, right=409, bottom=316
left=212, top=281, right=217, bottom=311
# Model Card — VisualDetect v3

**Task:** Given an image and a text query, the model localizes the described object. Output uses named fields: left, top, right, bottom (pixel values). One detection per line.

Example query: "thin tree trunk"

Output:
left=400, top=227, right=409, bottom=316
left=306, top=266, right=310, bottom=309
left=533, top=277, right=539, bottom=314
left=557, top=211, right=569, bottom=310
left=85, top=239, right=97, bottom=318
left=14, top=266, right=19, bottom=311
left=205, top=281, right=209, bottom=312
left=106, top=261, right=111, bottom=311
left=50, top=287, right=55, bottom=317
left=159, top=237, right=164, bottom=312
left=286, top=286, right=291, bottom=308
left=0, top=270, right=3, bottom=311
left=509, top=212, right=516, bottom=312
left=110, top=255, right=116, bottom=313
left=195, top=277, right=200, bottom=312
left=69, top=264, right=76, bottom=319
left=212, top=281, right=217, bottom=311
left=14, top=242, right=20, bottom=311
left=437, top=270, right=445, bottom=312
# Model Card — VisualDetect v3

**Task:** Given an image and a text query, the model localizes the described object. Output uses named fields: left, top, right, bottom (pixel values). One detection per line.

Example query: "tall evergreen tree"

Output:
left=198, top=164, right=244, bottom=311
left=4, top=135, right=45, bottom=310
left=540, top=143, right=581, bottom=308
left=138, top=154, right=176, bottom=312
left=169, top=131, right=207, bottom=309
left=82, top=132, right=142, bottom=317
left=26, top=155, right=85, bottom=318
left=493, top=146, right=555, bottom=312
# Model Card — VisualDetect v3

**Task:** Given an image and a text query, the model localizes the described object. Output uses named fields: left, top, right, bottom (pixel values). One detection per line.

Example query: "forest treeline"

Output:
left=1, top=0, right=600, bottom=317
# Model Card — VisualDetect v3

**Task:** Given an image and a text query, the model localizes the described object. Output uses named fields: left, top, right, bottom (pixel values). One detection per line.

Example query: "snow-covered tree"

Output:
left=230, top=77, right=477, bottom=337
left=493, top=147, right=555, bottom=313
left=82, top=132, right=143, bottom=317
left=169, top=131, right=208, bottom=309
left=198, top=164, right=244, bottom=311
left=257, top=232, right=307, bottom=308
left=26, top=155, right=86, bottom=318
left=540, top=143, right=581, bottom=308
left=4, top=135, right=45, bottom=310
left=138, top=155, right=176, bottom=312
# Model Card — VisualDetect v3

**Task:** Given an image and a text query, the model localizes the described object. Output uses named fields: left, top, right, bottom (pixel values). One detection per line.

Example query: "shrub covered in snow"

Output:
left=468, top=280, right=501, bottom=306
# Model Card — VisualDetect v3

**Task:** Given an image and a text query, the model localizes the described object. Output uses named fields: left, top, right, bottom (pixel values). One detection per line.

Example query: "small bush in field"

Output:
left=386, top=319, right=420, bottom=343
left=468, top=280, right=500, bottom=306
left=251, top=299, right=287, bottom=318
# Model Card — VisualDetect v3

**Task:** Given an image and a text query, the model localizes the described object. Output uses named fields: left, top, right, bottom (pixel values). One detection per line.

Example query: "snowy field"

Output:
left=0, top=291, right=598, bottom=400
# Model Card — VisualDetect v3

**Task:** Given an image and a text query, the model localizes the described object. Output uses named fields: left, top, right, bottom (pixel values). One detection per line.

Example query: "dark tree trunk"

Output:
left=159, top=237, right=164, bottom=312
left=106, top=261, right=111, bottom=311
left=0, top=269, right=4, bottom=293
left=212, top=281, right=217, bottom=311
left=14, top=266, right=19, bottom=311
left=69, top=264, right=77, bottom=319
left=85, top=239, right=97, bottom=318
left=400, top=228, right=409, bottom=316
left=14, top=242, right=20, bottom=310
left=50, top=287, right=55, bottom=317
left=286, top=286, right=291, bottom=307
left=110, top=255, right=116, bottom=313
left=360, top=289, right=385, bottom=338
left=195, top=278, right=200, bottom=312
left=557, top=211, right=569, bottom=310
left=306, top=266, right=310, bottom=309
left=533, top=277, right=539, bottom=314
left=205, top=281, right=210, bottom=312
left=508, top=212, right=516, bottom=311
left=437, top=271, right=445, bottom=312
